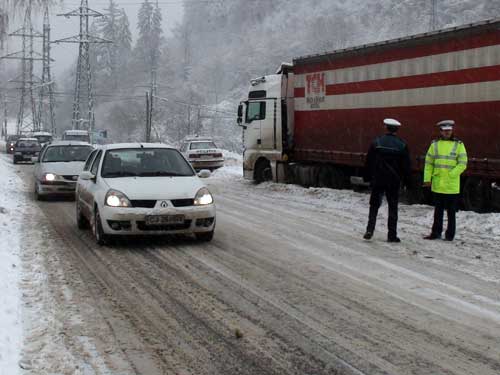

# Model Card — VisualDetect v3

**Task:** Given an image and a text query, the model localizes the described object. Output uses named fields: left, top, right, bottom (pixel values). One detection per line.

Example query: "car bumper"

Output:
left=100, top=204, right=216, bottom=235
left=14, top=153, right=37, bottom=161
left=189, top=159, right=224, bottom=170
left=37, top=181, right=77, bottom=196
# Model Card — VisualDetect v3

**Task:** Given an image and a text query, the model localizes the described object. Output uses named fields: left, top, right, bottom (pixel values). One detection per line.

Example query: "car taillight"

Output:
left=189, top=154, right=201, bottom=159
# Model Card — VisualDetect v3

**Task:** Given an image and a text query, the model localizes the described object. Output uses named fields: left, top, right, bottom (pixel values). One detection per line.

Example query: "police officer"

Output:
left=363, top=119, right=411, bottom=242
left=423, top=120, right=468, bottom=241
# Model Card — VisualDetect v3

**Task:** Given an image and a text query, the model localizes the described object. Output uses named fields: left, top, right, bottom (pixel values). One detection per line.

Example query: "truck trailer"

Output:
left=237, top=19, right=500, bottom=211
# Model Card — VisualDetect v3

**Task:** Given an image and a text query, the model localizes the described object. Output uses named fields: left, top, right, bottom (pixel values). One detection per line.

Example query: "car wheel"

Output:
left=92, top=208, right=109, bottom=246
left=76, top=199, right=89, bottom=230
left=34, top=183, right=45, bottom=201
left=195, top=230, right=214, bottom=242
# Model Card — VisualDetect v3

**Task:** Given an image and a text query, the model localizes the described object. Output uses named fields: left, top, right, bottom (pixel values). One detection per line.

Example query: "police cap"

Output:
left=383, top=118, right=401, bottom=127
left=437, top=120, right=455, bottom=130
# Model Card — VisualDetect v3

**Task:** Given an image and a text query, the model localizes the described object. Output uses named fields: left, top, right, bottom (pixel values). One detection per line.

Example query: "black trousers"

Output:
left=366, top=186, right=399, bottom=239
left=431, top=193, right=459, bottom=240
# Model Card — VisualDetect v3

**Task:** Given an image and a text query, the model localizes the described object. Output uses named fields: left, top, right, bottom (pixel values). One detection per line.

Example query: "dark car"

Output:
left=13, top=138, right=41, bottom=164
left=6, top=135, right=20, bottom=154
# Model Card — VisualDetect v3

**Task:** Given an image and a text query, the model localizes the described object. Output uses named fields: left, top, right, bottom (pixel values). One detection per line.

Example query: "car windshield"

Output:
left=16, top=141, right=39, bottom=148
left=42, top=145, right=93, bottom=163
left=101, top=148, right=195, bottom=178
left=190, top=141, right=217, bottom=150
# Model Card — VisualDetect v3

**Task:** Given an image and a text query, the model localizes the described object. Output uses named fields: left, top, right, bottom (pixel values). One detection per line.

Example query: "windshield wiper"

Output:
left=138, top=171, right=190, bottom=177
left=103, top=171, right=138, bottom=178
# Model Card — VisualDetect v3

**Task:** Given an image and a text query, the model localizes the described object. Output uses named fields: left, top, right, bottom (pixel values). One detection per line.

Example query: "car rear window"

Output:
left=190, top=142, right=217, bottom=150
left=42, top=145, right=93, bottom=163
left=16, top=141, right=39, bottom=148
left=101, top=148, right=195, bottom=178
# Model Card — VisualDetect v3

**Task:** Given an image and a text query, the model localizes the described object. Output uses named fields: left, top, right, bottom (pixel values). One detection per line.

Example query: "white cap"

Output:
left=384, top=118, right=401, bottom=127
left=437, top=120, right=455, bottom=130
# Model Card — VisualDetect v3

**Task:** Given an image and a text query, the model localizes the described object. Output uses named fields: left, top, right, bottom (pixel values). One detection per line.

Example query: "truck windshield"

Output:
left=43, top=146, right=93, bottom=163
left=64, top=134, right=90, bottom=143
left=35, top=136, right=52, bottom=143
left=101, top=148, right=195, bottom=178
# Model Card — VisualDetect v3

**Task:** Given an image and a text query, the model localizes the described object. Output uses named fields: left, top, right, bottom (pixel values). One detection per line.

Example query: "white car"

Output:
left=180, top=138, right=225, bottom=171
left=75, top=143, right=216, bottom=245
left=33, top=141, right=94, bottom=200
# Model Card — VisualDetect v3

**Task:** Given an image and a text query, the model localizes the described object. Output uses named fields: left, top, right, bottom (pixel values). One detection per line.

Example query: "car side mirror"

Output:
left=237, top=104, right=243, bottom=126
left=80, top=171, right=96, bottom=182
left=197, top=169, right=211, bottom=179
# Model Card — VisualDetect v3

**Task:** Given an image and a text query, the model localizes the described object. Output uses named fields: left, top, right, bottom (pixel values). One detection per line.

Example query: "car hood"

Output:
left=40, top=161, right=86, bottom=175
left=102, top=176, right=206, bottom=200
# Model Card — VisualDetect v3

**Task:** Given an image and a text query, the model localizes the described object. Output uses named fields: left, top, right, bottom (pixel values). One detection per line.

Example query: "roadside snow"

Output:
left=210, top=158, right=500, bottom=285
left=0, top=150, right=23, bottom=375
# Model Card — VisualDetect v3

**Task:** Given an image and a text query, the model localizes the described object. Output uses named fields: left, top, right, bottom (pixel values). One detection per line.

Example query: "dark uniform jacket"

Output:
left=364, top=133, right=411, bottom=188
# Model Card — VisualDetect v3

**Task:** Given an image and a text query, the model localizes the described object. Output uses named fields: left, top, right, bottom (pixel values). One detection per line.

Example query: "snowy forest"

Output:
left=3, top=0, right=500, bottom=150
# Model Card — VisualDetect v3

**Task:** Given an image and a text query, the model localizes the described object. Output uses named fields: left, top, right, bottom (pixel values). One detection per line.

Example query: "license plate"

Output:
left=145, top=215, right=185, bottom=225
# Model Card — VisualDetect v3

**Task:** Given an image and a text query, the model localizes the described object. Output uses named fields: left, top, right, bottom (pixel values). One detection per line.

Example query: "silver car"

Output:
left=33, top=141, right=94, bottom=200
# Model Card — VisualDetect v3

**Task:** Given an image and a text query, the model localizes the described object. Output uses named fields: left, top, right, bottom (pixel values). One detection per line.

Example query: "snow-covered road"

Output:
left=3, top=152, right=500, bottom=374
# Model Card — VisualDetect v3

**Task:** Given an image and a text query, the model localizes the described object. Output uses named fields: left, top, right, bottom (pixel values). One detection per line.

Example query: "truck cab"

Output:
left=237, top=65, right=294, bottom=182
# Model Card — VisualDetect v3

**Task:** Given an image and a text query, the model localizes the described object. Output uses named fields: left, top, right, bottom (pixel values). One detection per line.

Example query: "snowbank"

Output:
left=0, top=156, right=23, bottom=375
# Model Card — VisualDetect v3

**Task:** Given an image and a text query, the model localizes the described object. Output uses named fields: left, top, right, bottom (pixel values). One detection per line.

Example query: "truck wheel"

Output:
left=463, top=177, right=489, bottom=212
left=254, top=160, right=272, bottom=183
left=331, top=168, right=349, bottom=189
left=318, top=166, right=331, bottom=188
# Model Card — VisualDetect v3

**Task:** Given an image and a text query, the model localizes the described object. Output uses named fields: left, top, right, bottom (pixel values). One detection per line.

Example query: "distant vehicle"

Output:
left=32, top=131, right=53, bottom=148
left=76, top=143, right=216, bottom=245
left=33, top=141, right=94, bottom=200
left=180, top=137, right=225, bottom=171
left=238, top=19, right=500, bottom=211
left=62, top=129, right=91, bottom=143
left=13, top=138, right=41, bottom=164
left=6, top=135, right=20, bottom=154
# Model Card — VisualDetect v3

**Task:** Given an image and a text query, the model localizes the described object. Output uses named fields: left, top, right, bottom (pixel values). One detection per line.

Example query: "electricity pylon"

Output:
left=55, top=0, right=111, bottom=132
left=37, top=3, right=56, bottom=134
left=1, top=1, right=44, bottom=135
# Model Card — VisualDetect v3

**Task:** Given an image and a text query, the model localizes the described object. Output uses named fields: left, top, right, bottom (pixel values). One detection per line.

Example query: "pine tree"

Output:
left=135, top=0, right=163, bottom=72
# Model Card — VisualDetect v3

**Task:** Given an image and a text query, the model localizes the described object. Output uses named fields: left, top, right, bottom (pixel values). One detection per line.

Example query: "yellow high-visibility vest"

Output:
left=423, top=139, right=468, bottom=194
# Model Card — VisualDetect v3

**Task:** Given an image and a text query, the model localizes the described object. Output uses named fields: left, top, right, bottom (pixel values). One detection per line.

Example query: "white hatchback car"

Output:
left=180, top=138, right=225, bottom=171
left=34, top=141, right=94, bottom=200
left=76, top=143, right=216, bottom=245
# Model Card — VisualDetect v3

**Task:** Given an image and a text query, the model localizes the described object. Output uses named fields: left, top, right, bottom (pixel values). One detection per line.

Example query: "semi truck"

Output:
left=237, top=18, right=500, bottom=211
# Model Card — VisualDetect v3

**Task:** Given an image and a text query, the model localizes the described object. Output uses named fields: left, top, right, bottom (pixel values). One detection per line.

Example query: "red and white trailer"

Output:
left=237, top=19, right=500, bottom=211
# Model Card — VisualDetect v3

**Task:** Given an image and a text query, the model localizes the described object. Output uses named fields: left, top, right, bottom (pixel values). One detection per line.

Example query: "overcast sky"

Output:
left=4, top=0, right=184, bottom=76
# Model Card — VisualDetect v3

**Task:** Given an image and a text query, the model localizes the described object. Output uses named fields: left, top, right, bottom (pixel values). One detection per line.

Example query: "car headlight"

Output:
left=194, top=187, right=213, bottom=205
left=105, top=189, right=131, bottom=207
left=44, top=173, right=57, bottom=181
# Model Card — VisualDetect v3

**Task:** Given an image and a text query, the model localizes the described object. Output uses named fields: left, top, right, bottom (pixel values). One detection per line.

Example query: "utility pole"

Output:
left=145, top=91, right=151, bottom=142
left=1, top=0, right=44, bottom=135
left=430, top=0, right=438, bottom=31
left=37, top=3, right=56, bottom=135
left=55, top=0, right=111, bottom=132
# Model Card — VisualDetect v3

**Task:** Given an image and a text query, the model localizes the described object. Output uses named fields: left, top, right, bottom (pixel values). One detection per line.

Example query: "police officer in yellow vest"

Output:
left=423, top=120, right=468, bottom=241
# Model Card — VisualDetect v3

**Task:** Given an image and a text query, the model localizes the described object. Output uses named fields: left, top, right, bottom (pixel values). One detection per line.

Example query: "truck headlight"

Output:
left=194, top=187, right=213, bottom=205
left=105, top=189, right=131, bottom=207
